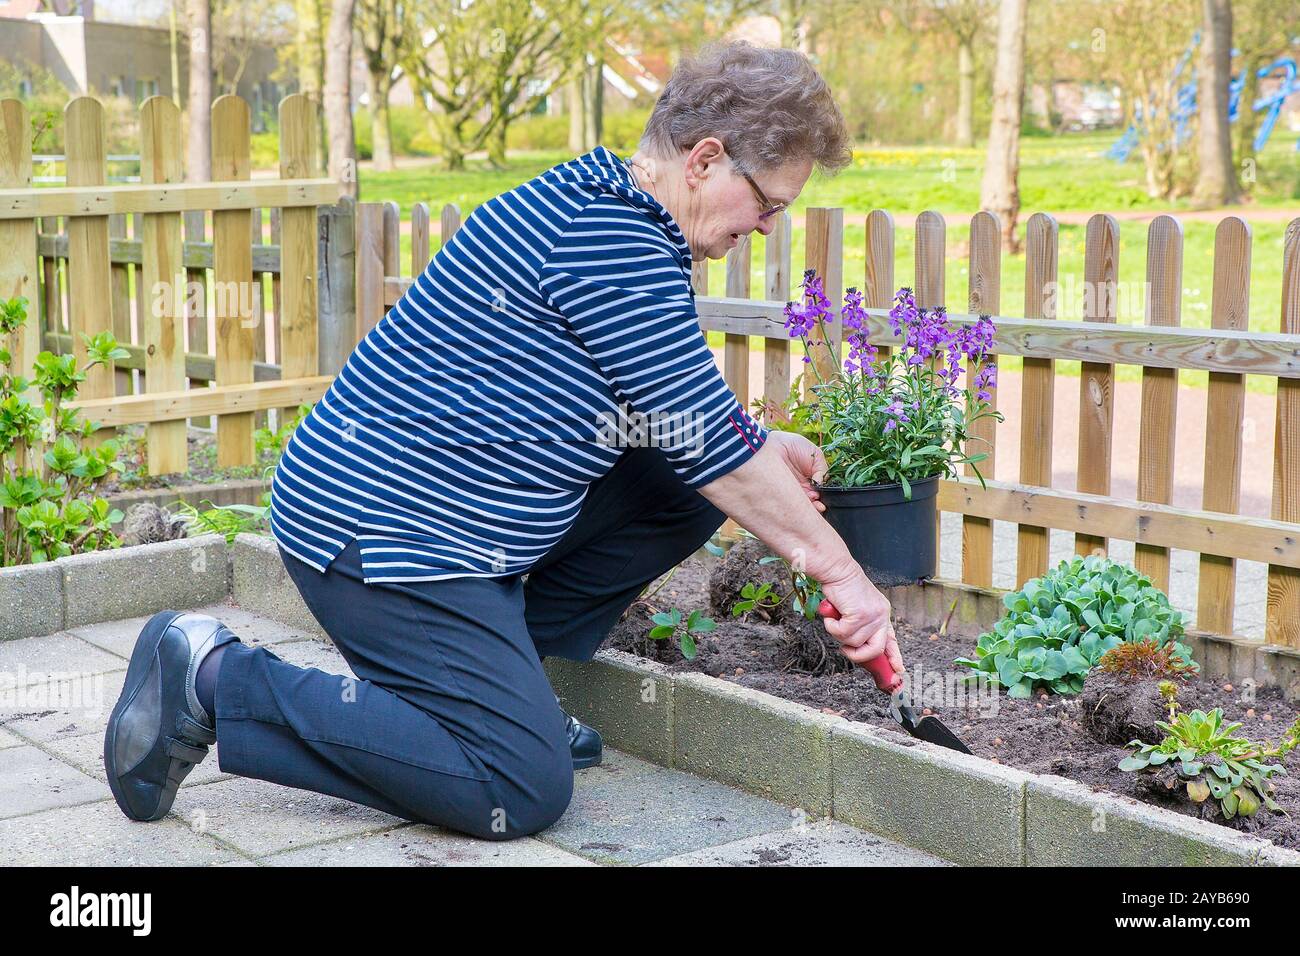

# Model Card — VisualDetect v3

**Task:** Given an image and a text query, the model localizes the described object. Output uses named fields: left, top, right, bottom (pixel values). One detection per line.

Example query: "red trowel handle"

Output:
left=816, top=598, right=902, bottom=694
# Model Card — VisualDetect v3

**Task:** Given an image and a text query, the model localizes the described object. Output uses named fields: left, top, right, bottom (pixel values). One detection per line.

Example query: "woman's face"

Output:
left=671, top=139, right=814, bottom=262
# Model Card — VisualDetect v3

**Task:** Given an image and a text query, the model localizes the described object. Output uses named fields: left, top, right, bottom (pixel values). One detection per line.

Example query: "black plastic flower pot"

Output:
left=816, top=474, right=940, bottom=587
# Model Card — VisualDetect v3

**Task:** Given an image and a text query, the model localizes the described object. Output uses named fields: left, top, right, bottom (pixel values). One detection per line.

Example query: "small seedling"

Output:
left=647, top=607, right=715, bottom=660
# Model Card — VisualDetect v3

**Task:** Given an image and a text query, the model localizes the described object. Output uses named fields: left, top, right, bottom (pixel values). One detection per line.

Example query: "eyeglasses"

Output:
left=739, top=169, right=789, bottom=221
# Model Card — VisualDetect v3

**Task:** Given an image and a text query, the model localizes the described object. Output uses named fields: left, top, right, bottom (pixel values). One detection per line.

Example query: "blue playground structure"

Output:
left=1106, top=34, right=1300, bottom=162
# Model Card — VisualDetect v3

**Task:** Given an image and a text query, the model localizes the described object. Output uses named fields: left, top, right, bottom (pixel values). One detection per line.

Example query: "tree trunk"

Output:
left=979, top=0, right=1028, bottom=253
left=583, top=56, right=604, bottom=150
left=1194, top=0, right=1240, bottom=206
left=1234, top=53, right=1263, bottom=191
left=567, top=77, right=585, bottom=153
left=488, top=110, right=508, bottom=168
left=365, top=67, right=394, bottom=172
left=325, top=0, right=357, bottom=198
left=956, top=38, right=975, bottom=148
left=186, top=0, right=212, bottom=182
left=297, top=0, right=328, bottom=173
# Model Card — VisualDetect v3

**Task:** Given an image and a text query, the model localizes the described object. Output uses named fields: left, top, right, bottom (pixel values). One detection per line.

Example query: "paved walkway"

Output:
left=0, top=602, right=944, bottom=867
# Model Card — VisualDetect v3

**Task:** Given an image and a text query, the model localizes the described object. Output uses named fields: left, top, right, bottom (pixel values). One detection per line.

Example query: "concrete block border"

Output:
left=7, top=533, right=1300, bottom=867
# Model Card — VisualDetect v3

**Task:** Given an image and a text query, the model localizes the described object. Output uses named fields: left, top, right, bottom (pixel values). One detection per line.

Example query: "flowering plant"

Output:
left=771, top=270, right=1002, bottom=497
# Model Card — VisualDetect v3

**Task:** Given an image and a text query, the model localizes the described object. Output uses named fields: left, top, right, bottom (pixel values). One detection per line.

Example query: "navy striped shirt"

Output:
left=269, top=146, right=769, bottom=583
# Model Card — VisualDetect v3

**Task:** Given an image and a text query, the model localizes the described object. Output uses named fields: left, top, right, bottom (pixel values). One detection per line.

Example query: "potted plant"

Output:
left=766, top=273, right=1001, bottom=586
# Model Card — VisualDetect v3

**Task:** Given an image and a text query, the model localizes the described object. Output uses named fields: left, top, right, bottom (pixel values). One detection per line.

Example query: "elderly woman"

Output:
left=104, top=40, right=904, bottom=839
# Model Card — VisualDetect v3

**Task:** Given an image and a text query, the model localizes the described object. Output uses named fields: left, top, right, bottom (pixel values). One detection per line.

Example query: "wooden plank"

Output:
left=40, top=215, right=62, bottom=340
left=44, top=329, right=283, bottom=382
left=693, top=300, right=1300, bottom=378
left=762, top=211, right=792, bottom=407
left=249, top=207, right=267, bottom=430
left=270, top=207, right=282, bottom=374
left=108, top=212, right=132, bottom=396
left=440, top=202, right=461, bottom=247
left=939, top=478, right=1300, bottom=570
left=1016, top=213, right=1059, bottom=585
left=1267, top=218, right=1300, bottom=647
left=863, top=209, right=895, bottom=364
left=64, top=96, right=115, bottom=447
left=0, top=99, right=40, bottom=412
left=382, top=200, right=400, bottom=320
left=317, top=197, right=356, bottom=376
left=412, top=201, right=431, bottom=274
left=1198, top=216, right=1251, bottom=635
left=1076, top=213, right=1120, bottom=557
left=277, top=92, right=319, bottom=433
left=914, top=209, right=945, bottom=567
left=355, top=202, right=386, bottom=338
left=0, top=178, right=339, bottom=218
left=37, top=232, right=286, bottom=272
left=211, top=94, right=256, bottom=468
left=65, top=375, right=334, bottom=425
left=803, top=207, right=843, bottom=397
left=723, top=232, right=751, bottom=406
left=962, top=211, right=1000, bottom=587
left=139, top=95, right=188, bottom=475
left=183, top=209, right=210, bottom=429
left=1135, top=215, right=1183, bottom=591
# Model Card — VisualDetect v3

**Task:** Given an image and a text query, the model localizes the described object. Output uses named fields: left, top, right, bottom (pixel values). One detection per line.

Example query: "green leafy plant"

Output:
left=1098, top=640, right=1197, bottom=681
left=647, top=607, right=715, bottom=660
left=1119, top=681, right=1300, bottom=819
left=255, top=403, right=312, bottom=458
left=955, top=555, right=1196, bottom=698
left=172, top=490, right=272, bottom=544
left=1, top=296, right=129, bottom=565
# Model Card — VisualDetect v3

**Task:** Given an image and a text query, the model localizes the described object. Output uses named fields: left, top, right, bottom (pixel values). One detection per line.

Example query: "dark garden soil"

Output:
left=606, top=540, right=1300, bottom=848
left=98, top=424, right=280, bottom=494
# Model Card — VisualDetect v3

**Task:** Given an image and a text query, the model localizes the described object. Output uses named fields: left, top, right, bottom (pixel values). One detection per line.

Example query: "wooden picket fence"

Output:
left=366, top=202, right=1300, bottom=650
left=0, top=93, right=340, bottom=474
left=6, top=93, right=1299, bottom=651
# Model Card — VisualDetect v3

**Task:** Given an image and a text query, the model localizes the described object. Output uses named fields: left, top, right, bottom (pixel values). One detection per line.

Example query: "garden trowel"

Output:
left=817, top=600, right=972, bottom=755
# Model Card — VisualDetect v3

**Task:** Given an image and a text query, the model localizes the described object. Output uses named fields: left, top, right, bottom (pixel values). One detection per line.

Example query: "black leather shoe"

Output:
left=558, top=695, right=602, bottom=769
left=104, top=610, right=241, bottom=822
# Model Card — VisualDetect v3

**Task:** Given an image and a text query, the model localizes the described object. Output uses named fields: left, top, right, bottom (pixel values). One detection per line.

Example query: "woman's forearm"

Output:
left=696, top=440, right=858, bottom=586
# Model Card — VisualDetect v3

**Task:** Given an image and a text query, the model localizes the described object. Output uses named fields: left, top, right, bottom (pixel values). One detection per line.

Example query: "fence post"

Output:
left=65, top=96, right=116, bottom=447
left=139, top=95, right=188, bottom=476
left=211, top=94, right=256, bottom=468
left=108, top=212, right=133, bottom=396
left=962, top=211, right=1001, bottom=587
left=317, top=195, right=356, bottom=378
left=914, top=210, right=945, bottom=570
left=354, top=202, right=385, bottom=340
left=412, top=201, right=431, bottom=275
left=1266, top=218, right=1300, bottom=648
left=864, top=209, right=894, bottom=364
left=1135, top=215, right=1183, bottom=592
left=1075, top=213, right=1119, bottom=557
left=1198, top=216, right=1251, bottom=636
left=803, top=207, right=843, bottom=399
left=183, top=207, right=210, bottom=428
left=723, top=233, right=751, bottom=406
left=763, top=210, right=793, bottom=405
left=1016, top=212, right=1058, bottom=586
left=440, top=202, right=461, bottom=249
left=0, top=99, right=40, bottom=414
left=278, top=92, right=321, bottom=429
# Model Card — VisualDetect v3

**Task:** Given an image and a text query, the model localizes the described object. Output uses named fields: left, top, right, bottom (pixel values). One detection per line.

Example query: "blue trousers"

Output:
left=214, top=445, right=725, bottom=840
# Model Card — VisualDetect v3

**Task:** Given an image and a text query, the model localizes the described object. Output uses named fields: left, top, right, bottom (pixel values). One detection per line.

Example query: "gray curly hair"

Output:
left=638, top=40, right=853, bottom=175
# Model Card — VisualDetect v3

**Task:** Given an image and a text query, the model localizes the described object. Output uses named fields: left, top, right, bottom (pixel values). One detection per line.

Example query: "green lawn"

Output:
left=361, top=132, right=1300, bottom=394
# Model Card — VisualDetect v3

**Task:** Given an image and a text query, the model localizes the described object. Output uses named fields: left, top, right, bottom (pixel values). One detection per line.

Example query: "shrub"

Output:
left=1119, top=681, right=1300, bottom=820
left=0, top=297, right=129, bottom=565
left=955, top=555, right=1196, bottom=698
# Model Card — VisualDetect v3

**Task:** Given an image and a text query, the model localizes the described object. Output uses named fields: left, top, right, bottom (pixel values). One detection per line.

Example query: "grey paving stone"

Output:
left=0, top=799, right=242, bottom=866
left=0, top=632, right=126, bottom=684
left=169, top=775, right=403, bottom=857
left=0, top=727, right=22, bottom=749
left=538, top=748, right=796, bottom=865
left=2, top=670, right=125, bottom=743
left=648, top=819, right=949, bottom=866
left=0, top=560, right=63, bottom=641
left=0, top=745, right=109, bottom=819
left=262, top=827, right=596, bottom=866
left=43, top=730, right=233, bottom=788
left=68, top=604, right=315, bottom=660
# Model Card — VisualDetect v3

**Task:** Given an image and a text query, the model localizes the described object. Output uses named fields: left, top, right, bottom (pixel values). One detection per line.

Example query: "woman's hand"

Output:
left=818, top=569, right=905, bottom=675
left=764, top=430, right=828, bottom=513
